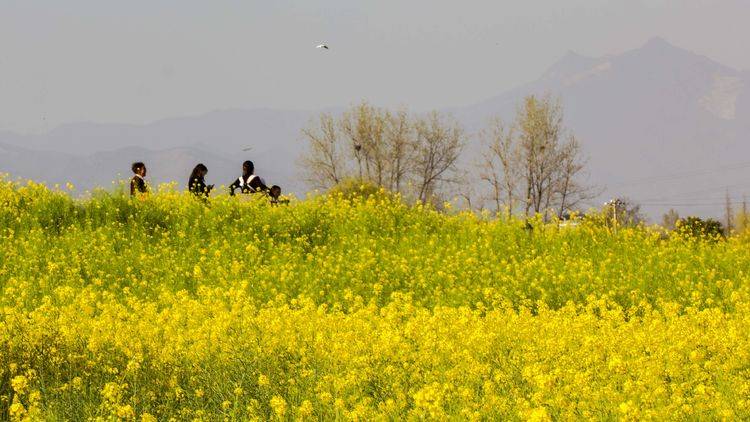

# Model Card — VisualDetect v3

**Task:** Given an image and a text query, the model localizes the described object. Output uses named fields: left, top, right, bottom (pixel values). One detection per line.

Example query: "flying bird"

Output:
left=316, top=44, right=329, bottom=50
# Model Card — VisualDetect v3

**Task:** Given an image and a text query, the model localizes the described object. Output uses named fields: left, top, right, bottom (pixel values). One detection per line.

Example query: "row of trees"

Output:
left=300, top=96, right=598, bottom=218
left=299, top=103, right=464, bottom=205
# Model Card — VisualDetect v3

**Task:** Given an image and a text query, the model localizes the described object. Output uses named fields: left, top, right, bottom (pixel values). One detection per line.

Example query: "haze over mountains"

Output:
left=2, top=37, right=748, bottom=219
left=456, top=36, right=750, bottom=219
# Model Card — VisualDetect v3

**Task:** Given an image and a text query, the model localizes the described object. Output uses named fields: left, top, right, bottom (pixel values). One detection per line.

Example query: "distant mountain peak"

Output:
left=624, top=35, right=738, bottom=76
left=642, top=36, right=673, bottom=49
left=544, top=37, right=687, bottom=80
left=629, top=36, right=701, bottom=61
left=542, top=50, right=600, bottom=81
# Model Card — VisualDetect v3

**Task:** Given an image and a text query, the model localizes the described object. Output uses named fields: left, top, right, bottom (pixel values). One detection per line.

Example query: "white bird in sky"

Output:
left=315, top=43, right=329, bottom=50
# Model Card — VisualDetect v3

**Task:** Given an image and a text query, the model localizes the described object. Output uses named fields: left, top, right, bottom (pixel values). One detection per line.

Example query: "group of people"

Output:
left=129, top=160, right=282, bottom=203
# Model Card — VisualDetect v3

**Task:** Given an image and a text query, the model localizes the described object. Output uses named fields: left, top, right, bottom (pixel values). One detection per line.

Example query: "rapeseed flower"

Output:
left=1, top=179, right=750, bottom=419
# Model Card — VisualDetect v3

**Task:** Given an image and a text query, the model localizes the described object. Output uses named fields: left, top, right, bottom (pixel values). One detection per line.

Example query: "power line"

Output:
left=607, top=161, right=750, bottom=188
left=638, top=202, right=744, bottom=207
left=633, top=181, right=750, bottom=203
left=584, top=198, right=749, bottom=208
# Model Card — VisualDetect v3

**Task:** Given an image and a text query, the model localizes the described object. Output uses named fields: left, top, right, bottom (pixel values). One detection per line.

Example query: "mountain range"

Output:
left=2, top=37, right=748, bottom=219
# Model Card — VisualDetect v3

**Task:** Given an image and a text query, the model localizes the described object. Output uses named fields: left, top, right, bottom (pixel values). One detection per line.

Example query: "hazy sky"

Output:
left=1, top=0, right=748, bottom=133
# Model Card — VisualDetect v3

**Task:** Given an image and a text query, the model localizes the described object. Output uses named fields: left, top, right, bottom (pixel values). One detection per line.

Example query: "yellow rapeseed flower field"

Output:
left=1, top=177, right=749, bottom=420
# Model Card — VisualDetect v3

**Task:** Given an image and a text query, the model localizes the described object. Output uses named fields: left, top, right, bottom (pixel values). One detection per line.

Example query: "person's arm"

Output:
left=188, top=177, right=201, bottom=194
left=130, top=178, right=136, bottom=196
left=249, top=176, right=269, bottom=193
left=229, top=178, right=240, bottom=196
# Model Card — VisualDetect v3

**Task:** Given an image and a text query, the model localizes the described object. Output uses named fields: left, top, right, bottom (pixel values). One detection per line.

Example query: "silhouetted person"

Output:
left=188, top=163, right=213, bottom=198
left=229, top=160, right=268, bottom=195
left=130, top=162, right=149, bottom=196
left=269, top=185, right=282, bottom=205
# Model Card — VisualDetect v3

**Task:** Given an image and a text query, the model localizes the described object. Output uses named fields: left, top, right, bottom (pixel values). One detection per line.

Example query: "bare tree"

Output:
left=339, top=102, right=388, bottom=185
left=605, top=198, right=645, bottom=228
left=662, top=208, right=680, bottom=231
left=383, top=109, right=414, bottom=192
left=554, top=135, right=598, bottom=218
left=413, top=111, right=464, bottom=204
left=478, top=95, right=596, bottom=219
left=516, top=95, right=564, bottom=216
left=301, top=104, right=469, bottom=206
left=478, top=117, right=518, bottom=217
left=299, top=113, right=347, bottom=189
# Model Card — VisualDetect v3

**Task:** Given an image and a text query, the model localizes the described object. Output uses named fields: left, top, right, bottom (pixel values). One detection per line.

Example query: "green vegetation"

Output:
left=1, top=179, right=749, bottom=420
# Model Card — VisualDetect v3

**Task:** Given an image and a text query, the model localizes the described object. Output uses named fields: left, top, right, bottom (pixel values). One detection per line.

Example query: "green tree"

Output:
left=675, top=216, right=725, bottom=241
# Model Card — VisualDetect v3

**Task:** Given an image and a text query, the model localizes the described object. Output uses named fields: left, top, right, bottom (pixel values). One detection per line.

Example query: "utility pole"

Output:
left=606, top=199, right=618, bottom=235
left=613, top=200, right=618, bottom=235
left=725, top=189, right=733, bottom=236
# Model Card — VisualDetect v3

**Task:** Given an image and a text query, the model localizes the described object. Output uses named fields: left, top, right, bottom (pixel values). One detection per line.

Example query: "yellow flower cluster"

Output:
left=1, top=177, right=749, bottom=419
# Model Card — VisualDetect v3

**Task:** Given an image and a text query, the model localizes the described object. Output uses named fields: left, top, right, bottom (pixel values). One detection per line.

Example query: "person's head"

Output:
left=242, top=160, right=254, bottom=176
left=132, top=162, right=146, bottom=177
left=190, top=163, right=208, bottom=179
left=270, top=185, right=281, bottom=199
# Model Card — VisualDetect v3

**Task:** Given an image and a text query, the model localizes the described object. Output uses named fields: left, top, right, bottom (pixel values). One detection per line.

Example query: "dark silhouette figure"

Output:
left=188, top=163, right=213, bottom=198
left=130, top=162, right=148, bottom=196
left=229, top=160, right=268, bottom=195
left=269, top=185, right=282, bottom=205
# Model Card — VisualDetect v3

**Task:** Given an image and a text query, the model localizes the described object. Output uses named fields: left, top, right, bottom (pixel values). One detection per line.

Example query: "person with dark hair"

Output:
left=130, top=162, right=149, bottom=196
left=188, top=163, right=213, bottom=198
left=269, top=185, right=283, bottom=205
left=229, top=160, right=268, bottom=195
